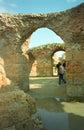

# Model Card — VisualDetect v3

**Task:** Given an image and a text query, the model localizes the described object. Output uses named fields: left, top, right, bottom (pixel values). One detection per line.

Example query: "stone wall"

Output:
left=27, top=44, right=65, bottom=76
left=0, top=90, right=44, bottom=130
left=0, top=3, right=84, bottom=97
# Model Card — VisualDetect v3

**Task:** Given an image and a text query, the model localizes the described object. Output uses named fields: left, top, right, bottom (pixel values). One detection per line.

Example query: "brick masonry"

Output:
left=0, top=3, right=84, bottom=97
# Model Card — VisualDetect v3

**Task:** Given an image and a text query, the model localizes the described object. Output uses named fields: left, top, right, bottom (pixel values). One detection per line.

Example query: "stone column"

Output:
left=0, top=52, right=29, bottom=92
left=0, top=36, right=29, bottom=92
left=66, top=43, right=84, bottom=98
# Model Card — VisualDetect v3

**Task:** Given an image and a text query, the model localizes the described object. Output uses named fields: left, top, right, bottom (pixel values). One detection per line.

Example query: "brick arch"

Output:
left=29, top=27, right=64, bottom=48
left=0, top=3, right=84, bottom=97
left=51, top=46, right=65, bottom=57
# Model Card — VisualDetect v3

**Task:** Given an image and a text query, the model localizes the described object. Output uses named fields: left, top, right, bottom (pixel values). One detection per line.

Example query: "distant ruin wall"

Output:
left=27, top=44, right=65, bottom=77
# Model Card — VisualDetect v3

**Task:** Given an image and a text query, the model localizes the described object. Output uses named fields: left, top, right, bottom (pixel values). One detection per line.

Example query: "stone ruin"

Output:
left=0, top=90, right=44, bottom=130
left=27, top=43, right=65, bottom=77
left=0, top=3, right=84, bottom=130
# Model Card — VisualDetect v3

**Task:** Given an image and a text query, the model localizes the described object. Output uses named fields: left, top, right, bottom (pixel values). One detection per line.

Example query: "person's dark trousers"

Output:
left=59, top=74, right=66, bottom=85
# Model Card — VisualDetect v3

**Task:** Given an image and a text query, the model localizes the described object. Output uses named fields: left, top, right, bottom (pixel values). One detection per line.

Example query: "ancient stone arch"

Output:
left=27, top=43, right=65, bottom=76
left=0, top=3, right=84, bottom=97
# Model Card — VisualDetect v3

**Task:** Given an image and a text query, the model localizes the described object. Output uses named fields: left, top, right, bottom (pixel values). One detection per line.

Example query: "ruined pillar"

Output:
left=66, top=42, right=84, bottom=98
left=0, top=3, right=84, bottom=97
left=0, top=14, right=29, bottom=92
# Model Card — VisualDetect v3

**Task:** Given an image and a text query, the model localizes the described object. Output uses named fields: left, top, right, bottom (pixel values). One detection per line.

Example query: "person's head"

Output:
left=59, top=62, right=61, bottom=64
left=58, top=62, right=61, bottom=66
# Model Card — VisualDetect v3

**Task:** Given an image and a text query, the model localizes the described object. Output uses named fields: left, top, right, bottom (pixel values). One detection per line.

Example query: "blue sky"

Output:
left=0, top=0, right=83, bottom=14
left=0, top=0, right=83, bottom=56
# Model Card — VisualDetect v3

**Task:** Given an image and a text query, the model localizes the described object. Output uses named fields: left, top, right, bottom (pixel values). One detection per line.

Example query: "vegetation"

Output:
left=29, top=43, right=65, bottom=50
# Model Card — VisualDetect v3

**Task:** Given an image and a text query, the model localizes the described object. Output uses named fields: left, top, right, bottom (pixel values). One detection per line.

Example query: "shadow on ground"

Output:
left=69, top=113, right=84, bottom=130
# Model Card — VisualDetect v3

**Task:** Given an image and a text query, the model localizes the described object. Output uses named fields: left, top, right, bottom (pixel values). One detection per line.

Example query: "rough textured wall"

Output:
left=65, top=4, right=84, bottom=97
left=0, top=14, right=31, bottom=91
left=0, top=3, right=84, bottom=97
left=0, top=90, right=44, bottom=130
left=27, top=44, right=65, bottom=76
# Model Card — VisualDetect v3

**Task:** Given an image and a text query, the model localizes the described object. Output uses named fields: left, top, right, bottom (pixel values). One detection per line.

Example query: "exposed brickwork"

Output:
left=0, top=3, right=84, bottom=97
left=27, top=44, right=65, bottom=76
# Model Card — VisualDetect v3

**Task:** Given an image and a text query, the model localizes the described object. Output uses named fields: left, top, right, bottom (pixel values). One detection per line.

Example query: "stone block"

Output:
left=72, top=50, right=84, bottom=60
left=15, top=118, right=33, bottom=130
left=67, top=85, right=84, bottom=97
left=67, top=61, right=83, bottom=73
left=0, top=90, right=36, bottom=129
left=2, top=125, right=16, bottom=130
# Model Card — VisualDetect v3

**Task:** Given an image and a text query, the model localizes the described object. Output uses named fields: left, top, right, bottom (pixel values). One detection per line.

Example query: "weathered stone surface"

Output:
left=0, top=3, right=83, bottom=130
left=0, top=90, right=36, bottom=128
left=0, top=3, right=84, bottom=97
left=67, top=85, right=84, bottom=97
left=0, top=90, right=44, bottom=130
left=2, top=126, right=16, bottom=130
left=27, top=44, right=65, bottom=76
left=0, top=57, right=11, bottom=88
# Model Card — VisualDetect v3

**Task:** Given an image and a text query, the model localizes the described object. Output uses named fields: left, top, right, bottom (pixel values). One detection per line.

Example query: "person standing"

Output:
left=56, top=62, right=61, bottom=76
left=58, top=63, right=66, bottom=85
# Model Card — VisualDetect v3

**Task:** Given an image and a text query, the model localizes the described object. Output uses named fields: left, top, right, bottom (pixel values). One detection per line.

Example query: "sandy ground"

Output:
left=28, top=77, right=84, bottom=114
left=27, top=77, right=84, bottom=130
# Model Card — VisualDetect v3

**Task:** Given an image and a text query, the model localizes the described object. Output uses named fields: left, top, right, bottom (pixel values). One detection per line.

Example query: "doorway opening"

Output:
left=52, top=51, right=66, bottom=76
left=28, top=27, right=66, bottom=99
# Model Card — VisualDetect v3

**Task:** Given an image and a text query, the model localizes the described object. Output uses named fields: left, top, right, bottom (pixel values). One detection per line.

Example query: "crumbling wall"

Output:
left=0, top=3, right=84, bottom=96
left=0, top=90, right=44, bottom=130
left=27, top=44, right=65, bottom=76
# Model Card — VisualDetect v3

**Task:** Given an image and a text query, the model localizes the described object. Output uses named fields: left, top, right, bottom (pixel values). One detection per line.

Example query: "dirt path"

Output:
left=27, top=77, right=84, bottom=130
left=28, top=77, right=67, bottom=98
left=28, top=77, right=67, bottom=111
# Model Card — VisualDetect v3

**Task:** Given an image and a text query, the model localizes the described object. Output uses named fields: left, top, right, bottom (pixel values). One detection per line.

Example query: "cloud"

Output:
left=67, top=0, right=77, bottom=3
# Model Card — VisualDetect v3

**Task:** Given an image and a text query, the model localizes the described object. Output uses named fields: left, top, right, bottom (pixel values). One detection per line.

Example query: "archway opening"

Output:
left=52, top=51, right=66, bottom=76
left=28, top=27, right=67, bottom=99
left=28, top=27, right=65, bottom=77
left=28, top=28, right=64, bottom=49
